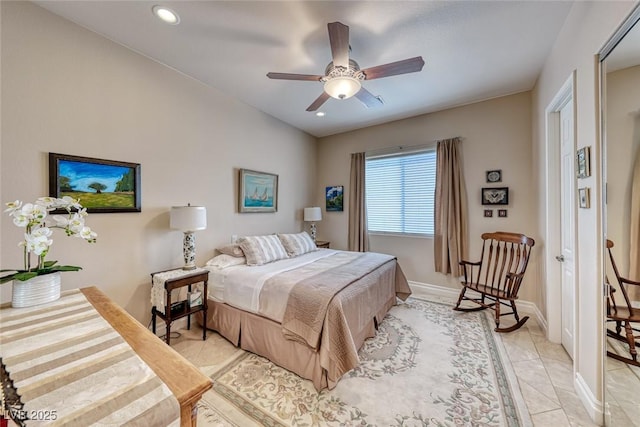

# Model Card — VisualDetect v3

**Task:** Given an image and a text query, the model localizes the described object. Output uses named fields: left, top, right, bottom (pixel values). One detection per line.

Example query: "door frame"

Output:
left=544, top=72, right=577, bottom=351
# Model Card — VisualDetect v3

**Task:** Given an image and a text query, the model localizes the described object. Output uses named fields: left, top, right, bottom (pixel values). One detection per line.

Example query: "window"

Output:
left=365, top=149, right=436, bottom=236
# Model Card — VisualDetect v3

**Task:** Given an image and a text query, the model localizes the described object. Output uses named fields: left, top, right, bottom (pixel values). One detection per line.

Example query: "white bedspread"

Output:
left=205, top=249, right=343, bottom=321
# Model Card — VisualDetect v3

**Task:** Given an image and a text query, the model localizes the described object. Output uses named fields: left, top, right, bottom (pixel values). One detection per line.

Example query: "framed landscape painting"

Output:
left=239, top=168, right=278, bottom=213
left=326, top=185, right=344, bottom=211
left=49, top=153, right=141, bottom=213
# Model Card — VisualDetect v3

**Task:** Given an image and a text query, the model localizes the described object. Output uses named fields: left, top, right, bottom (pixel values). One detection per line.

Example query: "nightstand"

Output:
left=316, top=240, right=330, bottom=248
left=151, top=268, right=208, bottom=345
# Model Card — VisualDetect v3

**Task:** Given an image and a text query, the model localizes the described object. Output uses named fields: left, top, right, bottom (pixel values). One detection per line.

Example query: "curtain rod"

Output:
left=359, top=137, right=463, bottom=157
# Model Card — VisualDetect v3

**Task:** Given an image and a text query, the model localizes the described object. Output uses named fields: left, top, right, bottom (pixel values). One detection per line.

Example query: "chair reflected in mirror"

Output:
left=606, top=239, right=640, bottom=366
left=454, top=231, right=535, bottom=332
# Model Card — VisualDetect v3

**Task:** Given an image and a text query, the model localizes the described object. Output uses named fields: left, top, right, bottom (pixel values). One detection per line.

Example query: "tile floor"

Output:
left=172, top=314, right=640, bottom=427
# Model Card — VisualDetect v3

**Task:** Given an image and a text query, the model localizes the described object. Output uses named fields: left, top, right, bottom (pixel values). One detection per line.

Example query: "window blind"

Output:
left=365, top=149, right=436, bottom=235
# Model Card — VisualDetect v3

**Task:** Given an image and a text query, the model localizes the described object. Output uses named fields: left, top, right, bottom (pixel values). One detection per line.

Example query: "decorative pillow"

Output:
left=238, top=235, right=289, bottom=266
left=205, top=254, right=246, bottom=269
left=277, top=232, right=317, bottom=257
left=217, top=243, right=245, bottom=257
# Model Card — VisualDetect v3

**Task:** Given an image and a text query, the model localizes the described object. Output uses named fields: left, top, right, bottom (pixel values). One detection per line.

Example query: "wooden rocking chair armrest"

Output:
left=619, top=276, right=640, bottom=287
left=505, top=271, right=525, bottom=281
left=459, top=260, right=481, bottom=267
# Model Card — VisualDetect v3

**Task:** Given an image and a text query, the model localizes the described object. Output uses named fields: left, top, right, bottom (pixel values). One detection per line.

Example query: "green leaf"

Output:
left=42, top=260, right=59, bottom=268
left=13, top=272, right=39, bottom=281
left=51, top=266, right=82, bottom=272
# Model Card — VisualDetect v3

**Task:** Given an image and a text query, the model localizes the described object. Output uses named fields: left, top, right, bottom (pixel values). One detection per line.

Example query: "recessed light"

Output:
left=152, top=5, right=180, bottom=25
left=316, top=112, right=326, bottom=117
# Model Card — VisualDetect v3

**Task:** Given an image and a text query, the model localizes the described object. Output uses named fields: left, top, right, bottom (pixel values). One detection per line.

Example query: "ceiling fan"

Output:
left=267, top=22, right=425, bottom=112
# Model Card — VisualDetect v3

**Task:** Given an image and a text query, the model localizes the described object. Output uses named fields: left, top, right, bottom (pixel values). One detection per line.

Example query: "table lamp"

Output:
left=170, top=204, right=207, bottom=270
left=303, top=206, right=322, bottom=242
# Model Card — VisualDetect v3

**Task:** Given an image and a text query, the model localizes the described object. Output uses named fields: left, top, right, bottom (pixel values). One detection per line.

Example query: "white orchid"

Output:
left=4, top=200, right=22, bottom=213
left=1, top=197, right=97, bottom=283
left=25, top=227, right=53, bottom=256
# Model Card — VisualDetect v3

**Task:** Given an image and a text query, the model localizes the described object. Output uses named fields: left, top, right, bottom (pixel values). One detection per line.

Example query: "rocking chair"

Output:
left=453, top=231, right=535, bottom=332
left=606, top=239, right=640, bottom=366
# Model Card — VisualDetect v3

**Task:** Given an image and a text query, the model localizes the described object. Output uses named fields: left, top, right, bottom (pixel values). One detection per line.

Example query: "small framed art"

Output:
left=484, top=209, right=493, bottom=217
left=486, top=170, right=502, bottom=183
left=49, top=152, right=141, bottom=213
left=498, top=209, right=508, bottom=217
left=239, top=168, right=278, bottom=213
left=481, top=187, right=509, bottom=205
left=326, top=185, right=344, bottom=211
left=578, top=187, right=590, bottom=209
left=576, top=146, right=591, bottom=179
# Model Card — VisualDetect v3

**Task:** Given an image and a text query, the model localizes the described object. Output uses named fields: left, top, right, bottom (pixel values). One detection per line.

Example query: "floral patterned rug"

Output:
left=197, top=298, right=530, bottom=426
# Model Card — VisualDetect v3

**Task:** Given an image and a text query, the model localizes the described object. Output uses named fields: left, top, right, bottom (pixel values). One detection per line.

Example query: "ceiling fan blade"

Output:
left=355, top=87, right=384, bottom=108
left=267, top=72, right=324, bottom=81
left=328, top=22, right=349, bottom=68
left=361, top=56, right=425, bottom=80
left=306, top=92, right=331, bottom=112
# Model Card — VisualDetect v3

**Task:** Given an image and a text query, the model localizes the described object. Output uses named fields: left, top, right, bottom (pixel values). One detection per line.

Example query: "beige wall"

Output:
left=316, top=92, right=537, bottom=298
left=0, top=2, right=317, bottom=322
left=532, top=0, right=638, bottom=419
left=606, top=65, right=640, bottom=276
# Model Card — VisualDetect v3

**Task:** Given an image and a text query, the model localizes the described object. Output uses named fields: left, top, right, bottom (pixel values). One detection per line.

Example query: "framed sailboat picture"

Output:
left=238, top=168, right=278, bottom=213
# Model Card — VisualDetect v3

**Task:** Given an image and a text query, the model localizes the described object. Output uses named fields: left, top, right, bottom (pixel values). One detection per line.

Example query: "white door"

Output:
left=559, top=100, right=576, bottom=359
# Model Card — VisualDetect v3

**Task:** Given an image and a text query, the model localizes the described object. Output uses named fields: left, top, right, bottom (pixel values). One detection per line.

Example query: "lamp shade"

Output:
left=170, top=205, right=207, bottom=232
left=303, top=207, right=322, bottom=222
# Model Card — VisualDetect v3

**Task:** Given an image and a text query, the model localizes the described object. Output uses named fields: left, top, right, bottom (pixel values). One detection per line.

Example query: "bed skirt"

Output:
left=197, top=259, right=408, bottom=390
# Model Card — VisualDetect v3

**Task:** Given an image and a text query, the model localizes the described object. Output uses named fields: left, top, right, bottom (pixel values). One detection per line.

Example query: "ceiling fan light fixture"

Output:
left=152, top=5, right=180, bottom=25
left=324, top=76, right=361, bottom=100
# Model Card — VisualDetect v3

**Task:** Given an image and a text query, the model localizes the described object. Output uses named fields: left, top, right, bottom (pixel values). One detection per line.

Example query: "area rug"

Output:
left=197, top=298, right=530, bottom=426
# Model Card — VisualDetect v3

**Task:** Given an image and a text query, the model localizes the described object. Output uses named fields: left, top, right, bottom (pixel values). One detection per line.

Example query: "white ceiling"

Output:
left=34, top=1, right=574, bottom=138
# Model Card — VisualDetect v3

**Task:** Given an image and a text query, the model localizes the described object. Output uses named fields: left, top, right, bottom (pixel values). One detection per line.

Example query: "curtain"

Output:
left=434, top=137, right=468, bottom=276
left=348, top=152, right=369, bottom=252
left=629, top=149, right=640, bottom=300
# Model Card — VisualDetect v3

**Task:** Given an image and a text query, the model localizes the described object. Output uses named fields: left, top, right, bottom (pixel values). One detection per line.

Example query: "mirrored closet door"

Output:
left=600, top=5, right=640, bottom=425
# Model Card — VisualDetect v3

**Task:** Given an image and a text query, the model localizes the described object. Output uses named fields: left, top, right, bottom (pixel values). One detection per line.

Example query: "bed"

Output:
left=197, top=233, right=411, bottom=390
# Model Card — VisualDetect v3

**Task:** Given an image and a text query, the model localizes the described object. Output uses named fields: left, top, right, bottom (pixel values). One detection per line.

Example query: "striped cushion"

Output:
left=217, top=243, right=245, bottom=257
left=238, top=235, right=289, bottom=266
left=277, top=232, right=318, bottom=257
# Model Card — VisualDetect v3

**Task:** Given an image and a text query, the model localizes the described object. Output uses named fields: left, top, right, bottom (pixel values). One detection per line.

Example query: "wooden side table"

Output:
left=151, top=268, right=209, bottom=345
left=316, top=240, right=330, bottom=248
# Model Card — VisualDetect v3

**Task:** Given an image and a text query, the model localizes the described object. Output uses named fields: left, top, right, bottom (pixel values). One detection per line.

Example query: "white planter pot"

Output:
left=11, top=272, right=62, bottom=308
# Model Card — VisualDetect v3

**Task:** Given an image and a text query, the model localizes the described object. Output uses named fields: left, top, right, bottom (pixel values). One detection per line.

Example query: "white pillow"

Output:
left=206, top=254, right=246, bottom=269
left=277, top=232, right=317, bottom=257
left=238, top=235, right=289, bottom=266
left=217, top=243, right=245, bottom=257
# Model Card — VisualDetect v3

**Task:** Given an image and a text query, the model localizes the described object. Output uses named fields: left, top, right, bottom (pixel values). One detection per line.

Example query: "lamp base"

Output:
left=182, top=232, right=197, bottom=270
left=310, top=223, right=317, bottom=243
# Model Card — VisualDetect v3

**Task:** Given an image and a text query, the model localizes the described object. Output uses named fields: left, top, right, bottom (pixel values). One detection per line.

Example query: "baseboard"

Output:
left=408, top=280, right=459, bottom=302
left=408, top=281, right=546, bottom=332
left=575, top=372, right=604, bottom=425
